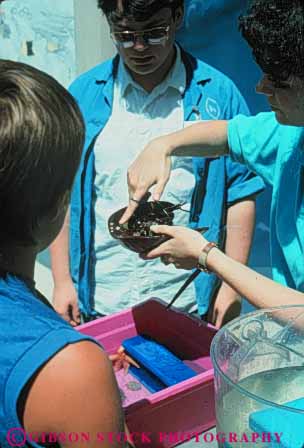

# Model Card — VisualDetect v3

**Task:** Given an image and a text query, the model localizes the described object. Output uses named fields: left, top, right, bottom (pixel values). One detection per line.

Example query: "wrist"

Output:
left=162, top=134, right=176, bottom=156
left=205, top=246, right=221, bottom=271
left=197, top=242, right=219, bottom=273
left=53, top=273, right=73, bottom=286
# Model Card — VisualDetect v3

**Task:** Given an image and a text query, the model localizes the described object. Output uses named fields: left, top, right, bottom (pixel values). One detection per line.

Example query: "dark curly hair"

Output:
left=239, top=0, right=304, bottom=85
left=97, top=0, right=183, bottom=22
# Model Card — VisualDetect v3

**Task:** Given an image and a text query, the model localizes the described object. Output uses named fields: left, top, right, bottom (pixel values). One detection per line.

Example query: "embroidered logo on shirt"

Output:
left=205, top=97, right=220, bottom=119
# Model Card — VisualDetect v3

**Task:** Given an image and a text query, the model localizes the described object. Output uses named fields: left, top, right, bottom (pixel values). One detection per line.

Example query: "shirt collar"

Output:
left=117, top=45, right=186, bottom=98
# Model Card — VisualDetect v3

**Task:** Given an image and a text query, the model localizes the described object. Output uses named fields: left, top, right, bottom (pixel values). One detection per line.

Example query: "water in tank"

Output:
left=211, top=306, right=304, bottom=448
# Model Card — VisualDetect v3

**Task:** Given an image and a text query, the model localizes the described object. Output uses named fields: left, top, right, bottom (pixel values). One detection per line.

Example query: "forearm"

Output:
left=207, top=248, right=304, bottom=309
left=50, top=208, right=71, bottom=284
left=225, top=199, right=255, bottom=264
left=216, top=200, right=255, bottom=295
left=166, top=120, right=229, bottom=157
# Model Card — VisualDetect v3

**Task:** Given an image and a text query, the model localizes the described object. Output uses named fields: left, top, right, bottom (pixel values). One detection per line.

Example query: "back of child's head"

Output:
left=0, top=60, right=85, bottom=246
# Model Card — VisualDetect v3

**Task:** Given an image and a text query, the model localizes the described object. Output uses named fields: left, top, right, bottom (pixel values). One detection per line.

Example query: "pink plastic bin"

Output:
left=77, top=298, right=217, bottom=447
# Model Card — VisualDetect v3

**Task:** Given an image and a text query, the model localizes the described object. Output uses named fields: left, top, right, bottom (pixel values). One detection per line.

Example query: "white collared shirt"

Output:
left=93, top=46, right=196, bottom=315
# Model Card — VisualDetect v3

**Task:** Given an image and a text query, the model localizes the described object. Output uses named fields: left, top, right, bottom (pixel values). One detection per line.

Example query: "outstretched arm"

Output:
left=143, top=225, right=304, bottom=310
left=121, top=121, right=229, bottom=223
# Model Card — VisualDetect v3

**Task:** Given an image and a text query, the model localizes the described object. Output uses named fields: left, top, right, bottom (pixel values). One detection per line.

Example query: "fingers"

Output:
left=69, top=320, right=79, bottom=327
left=151, top=180, right=167, bottom=202
left=119, top=199, right=139, bottom=224
left=160, top=255, right=170, bottom=265
left=160, top=255, right=182, bottom=269
left=160, top=255, right=175, bottom=265
left=63, top=304, right=80, bottom=327
left=119, top=191, right=147, bottom=224
left=140, top=226, right=175, bottom=259
left=150, top=224, right=176, bottom=237
left=57, top=306, right=73, bottom=325
left=119, top=190, right=152, bottom=224
left=109, top=347, right=140, bottom=373
left=119, top=168, right=153, bottom=224
left=142, top=240, right=172, bottom=259
left=70, top=303, right=81, bottom=326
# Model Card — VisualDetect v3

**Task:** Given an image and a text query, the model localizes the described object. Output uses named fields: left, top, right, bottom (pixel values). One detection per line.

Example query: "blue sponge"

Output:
left=122, top=335, right=197, bottom=387
left=249, top=397, right=304, bottom=448
left=128, top=364, right=165, bottom=393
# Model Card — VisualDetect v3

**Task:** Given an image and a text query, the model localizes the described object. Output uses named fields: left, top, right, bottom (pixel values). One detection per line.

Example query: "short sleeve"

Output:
left=225, top=157, right=265, bottom=205
left=228, top=112, right=280, bottom=186
left=222, top=82, right=265, bottom=202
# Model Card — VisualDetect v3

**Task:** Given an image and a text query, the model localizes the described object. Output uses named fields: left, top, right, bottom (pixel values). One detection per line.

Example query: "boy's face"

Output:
left=256, top=75, right=304, bottom=126
left=109, top=6, right=183, bottom=78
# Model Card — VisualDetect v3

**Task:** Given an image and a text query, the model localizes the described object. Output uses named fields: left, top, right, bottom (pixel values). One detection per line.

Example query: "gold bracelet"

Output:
left=197, top=242, right=218, bottom=273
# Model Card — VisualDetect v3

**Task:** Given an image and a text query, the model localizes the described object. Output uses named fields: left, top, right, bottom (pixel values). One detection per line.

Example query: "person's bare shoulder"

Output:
left=23, top=340, right=124, bottom=447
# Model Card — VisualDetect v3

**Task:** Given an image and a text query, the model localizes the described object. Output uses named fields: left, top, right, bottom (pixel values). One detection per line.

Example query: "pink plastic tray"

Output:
left=77, top=298, right=217, bottom=447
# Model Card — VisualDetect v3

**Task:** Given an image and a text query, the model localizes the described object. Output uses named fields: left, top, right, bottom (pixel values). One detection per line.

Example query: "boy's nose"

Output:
left=133, top=34, right=148, bottom=51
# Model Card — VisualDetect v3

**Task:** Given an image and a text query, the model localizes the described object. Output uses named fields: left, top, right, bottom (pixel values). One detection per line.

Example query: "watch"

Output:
left=197, top=242, right=218, bottom=273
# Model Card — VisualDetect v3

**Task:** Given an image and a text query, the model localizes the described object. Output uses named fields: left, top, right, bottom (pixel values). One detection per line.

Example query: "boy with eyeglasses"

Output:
left=50, top=0, right=264, bottom=327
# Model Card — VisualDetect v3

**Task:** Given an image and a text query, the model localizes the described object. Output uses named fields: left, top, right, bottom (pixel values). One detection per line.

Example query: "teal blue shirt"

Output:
left=228, top=112, right=304, bottom=291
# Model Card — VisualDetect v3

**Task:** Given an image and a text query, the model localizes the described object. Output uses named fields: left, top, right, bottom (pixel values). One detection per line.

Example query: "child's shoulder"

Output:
left=21, top=341, right=118, bottom=440
left=0, top=275, right=102, bottom=441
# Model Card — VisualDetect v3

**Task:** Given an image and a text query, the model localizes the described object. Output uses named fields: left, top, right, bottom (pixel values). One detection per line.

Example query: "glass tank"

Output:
left=211, top=306, right=304, bottom=448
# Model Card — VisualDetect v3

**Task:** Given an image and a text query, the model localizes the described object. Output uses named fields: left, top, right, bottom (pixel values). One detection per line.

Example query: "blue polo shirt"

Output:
left=0, top=275, right=97, bottom=448
left=228, top=112, right=304, bottom=291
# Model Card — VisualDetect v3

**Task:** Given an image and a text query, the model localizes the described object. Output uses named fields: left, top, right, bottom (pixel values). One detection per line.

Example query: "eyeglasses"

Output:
left=110, top=25, right=170, bottom=49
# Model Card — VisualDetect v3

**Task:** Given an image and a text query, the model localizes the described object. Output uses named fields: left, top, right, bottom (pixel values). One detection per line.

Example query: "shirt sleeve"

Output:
left=222, top=83, right=265, bottom=203
left=225, top=156, right=265, bottom=205
left=227, top=112, right=280, bottom=187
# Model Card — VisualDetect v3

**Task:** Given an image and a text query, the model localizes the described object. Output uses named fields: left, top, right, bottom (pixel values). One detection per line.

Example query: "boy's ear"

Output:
left=174, top=5, right=184, bottom=29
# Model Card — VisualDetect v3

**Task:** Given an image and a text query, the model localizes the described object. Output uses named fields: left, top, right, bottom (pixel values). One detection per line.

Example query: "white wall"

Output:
left=0, top=0, right=77, bottom=87
left=0, top=0, right=116, bottom=86
left=74, top=0, right=115, bottom=75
